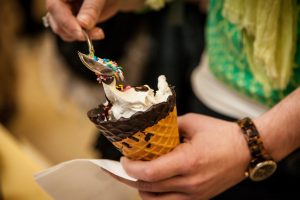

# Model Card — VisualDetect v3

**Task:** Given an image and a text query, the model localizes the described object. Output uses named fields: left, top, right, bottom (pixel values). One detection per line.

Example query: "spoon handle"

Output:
left=82, top=30, right=95, bottom=57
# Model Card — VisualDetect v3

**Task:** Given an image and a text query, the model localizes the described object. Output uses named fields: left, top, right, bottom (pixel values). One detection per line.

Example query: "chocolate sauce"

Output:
left=134, top=85, right=149, bottom=92
left=101, top=76, right=114, bottom=85
left=89, top=104, right=111, bottom=121
left=87, top=106, right=103, bottom=122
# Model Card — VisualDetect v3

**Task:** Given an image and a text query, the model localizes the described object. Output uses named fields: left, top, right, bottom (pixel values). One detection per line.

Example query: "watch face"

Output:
left=250, top=160, right=277, bottom=181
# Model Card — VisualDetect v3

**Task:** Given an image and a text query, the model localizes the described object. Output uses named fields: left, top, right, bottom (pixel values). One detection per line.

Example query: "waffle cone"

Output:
left=112, top=107, right=179, bottom=160
left=88, top=87, right=179, bottom=160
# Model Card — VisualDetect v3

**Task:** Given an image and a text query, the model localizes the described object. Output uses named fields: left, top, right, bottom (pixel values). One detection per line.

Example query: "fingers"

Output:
left=139, top=191, right=188, bottom=200
left=46, top=0, right=83, bottom=41
left=87, top=27, right=105, bottom=40
left=46, top=0, right=105, bottom=41
left=178, top=113, right=208, bottom=138
left=77, top=0, right=105, bottom=29
left=121, top=144, right=191, bottom=182
left=101, top=169, right=186, bottom=194
left=47, top=14, right=74, bottom=41
left=135, top=175, right=194, bottom=193
left=108, top=164, right=194, bottom=193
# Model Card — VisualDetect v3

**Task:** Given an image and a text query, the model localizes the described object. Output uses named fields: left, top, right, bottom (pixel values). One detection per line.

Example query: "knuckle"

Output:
left=83, top=12, right=98, bottom=24
left=60, top=19, right=70, bottom=31
left=59, top=19, right=77, bottom=37
left=137, top=181, right=153, bottom=191
left=84, top=2, right=99, bottom=14
left=61, top=34, right=73, bottom=42
left=143, top=168, right=156, bottom=182
left=186, top=156, right=198, bottom=172
left=179, top=147, right=196, bottom=174
left=185, top=177, right=201, bottom=192
left=63, top=37, right=74, bottom=42
left=52, top=26, right=72, bottom=41
left=46, top=0, right=56, bottom=12
left=81, top=4, right=99, bottom=20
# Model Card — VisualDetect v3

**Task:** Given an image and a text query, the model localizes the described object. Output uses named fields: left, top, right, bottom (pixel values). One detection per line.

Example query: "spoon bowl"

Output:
left=78, top=30, right=115, bottom=76
left=78, top=51, right=114, bottom=76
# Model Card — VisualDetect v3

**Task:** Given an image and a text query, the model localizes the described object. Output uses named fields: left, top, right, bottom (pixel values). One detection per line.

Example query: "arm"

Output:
left=120, top=87, right=300, bottom=200
left=255, top=87, right=300, bottom=161
left=45, top=0, right=144, bottom=41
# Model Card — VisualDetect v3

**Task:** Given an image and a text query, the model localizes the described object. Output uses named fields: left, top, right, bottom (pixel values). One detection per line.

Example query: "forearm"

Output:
left=254, top=87, right=300, bottom=161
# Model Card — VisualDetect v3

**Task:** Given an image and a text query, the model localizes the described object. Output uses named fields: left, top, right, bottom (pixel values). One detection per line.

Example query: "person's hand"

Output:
left=45, top=0, right=144, bottom=41
left=120, top=113, right=252, bottom=200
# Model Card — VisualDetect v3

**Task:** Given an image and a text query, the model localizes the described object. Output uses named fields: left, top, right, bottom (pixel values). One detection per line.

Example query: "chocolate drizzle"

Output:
left=88, top=104, right=110, bottom=123
left=87, top=87, right=176, bottom=142
left=101, top=76, right=114, bottom=85
left=134, top=86, right=149, bottom=92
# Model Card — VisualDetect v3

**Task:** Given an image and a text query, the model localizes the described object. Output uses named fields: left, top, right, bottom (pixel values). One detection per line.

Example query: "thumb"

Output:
left=77, top=0, right=105, bottom=29
left=177, top=113, right=198, bottom=139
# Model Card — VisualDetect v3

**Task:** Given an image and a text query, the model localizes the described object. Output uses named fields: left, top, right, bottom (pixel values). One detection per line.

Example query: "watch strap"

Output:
left=237, top=117, right=276, bottom=179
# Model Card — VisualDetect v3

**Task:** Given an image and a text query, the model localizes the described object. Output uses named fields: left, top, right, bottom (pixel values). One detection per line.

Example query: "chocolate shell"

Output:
left=87, top=87, right=176, bottom=142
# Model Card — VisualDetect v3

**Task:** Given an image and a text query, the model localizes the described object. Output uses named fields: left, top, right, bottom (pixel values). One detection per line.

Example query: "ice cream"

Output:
left=102, top=75, right=172, bottom=120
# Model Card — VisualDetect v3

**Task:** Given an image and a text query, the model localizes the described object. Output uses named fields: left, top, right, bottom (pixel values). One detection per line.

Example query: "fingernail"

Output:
left=78, top=15, right=92, bottom=28
left=90, top=29, right=105, bottom=40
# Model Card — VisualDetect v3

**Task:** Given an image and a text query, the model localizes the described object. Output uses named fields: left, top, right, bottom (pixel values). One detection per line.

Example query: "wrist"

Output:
left=253, top=114, right=292, bottom=162
left=236, top=117, right=277, bottom=181
left=253, top=88, right=300, bottom=162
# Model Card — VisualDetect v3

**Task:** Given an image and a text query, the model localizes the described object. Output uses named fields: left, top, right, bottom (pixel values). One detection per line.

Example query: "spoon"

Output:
left=78, top=30, right=114, bottom=77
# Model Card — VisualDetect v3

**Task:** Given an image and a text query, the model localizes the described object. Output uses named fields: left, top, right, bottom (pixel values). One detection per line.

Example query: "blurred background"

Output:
left=0, top=0, right=206, bottom=199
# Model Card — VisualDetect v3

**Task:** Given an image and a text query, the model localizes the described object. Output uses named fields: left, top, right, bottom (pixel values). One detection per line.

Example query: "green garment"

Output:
left=207, top=0, right=300, bottom=107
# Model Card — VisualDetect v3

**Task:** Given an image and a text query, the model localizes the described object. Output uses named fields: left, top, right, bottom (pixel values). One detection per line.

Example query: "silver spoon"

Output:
left=78, top=30, right=114, bottom=77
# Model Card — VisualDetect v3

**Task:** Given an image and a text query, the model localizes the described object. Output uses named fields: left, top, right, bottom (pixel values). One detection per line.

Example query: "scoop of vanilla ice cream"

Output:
left=102, top=75, right=172, bottom=120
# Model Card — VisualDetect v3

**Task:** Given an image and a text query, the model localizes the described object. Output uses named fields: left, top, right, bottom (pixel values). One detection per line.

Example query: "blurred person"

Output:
left=0, top=1, right=141, bottom=199
left=0, top=1, right=52, bottom=199
left=45, top=0, right=300, bottom=199
left=0, top=0, right=20, bottom=126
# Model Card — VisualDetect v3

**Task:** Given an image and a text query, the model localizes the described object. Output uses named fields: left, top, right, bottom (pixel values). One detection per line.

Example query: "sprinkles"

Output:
left=95, top=57, right=124, bottom=81
left=116, top=84, right=132, bottom=91
left=78, top=30, right=124, bottom=83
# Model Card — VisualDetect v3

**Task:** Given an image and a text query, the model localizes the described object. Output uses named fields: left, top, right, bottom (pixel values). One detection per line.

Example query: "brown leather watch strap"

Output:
left=237, top=117, right=274, bottom=170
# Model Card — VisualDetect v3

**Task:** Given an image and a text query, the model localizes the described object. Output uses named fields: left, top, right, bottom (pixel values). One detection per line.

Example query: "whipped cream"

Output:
left=102, top=75, right=172, bottom=120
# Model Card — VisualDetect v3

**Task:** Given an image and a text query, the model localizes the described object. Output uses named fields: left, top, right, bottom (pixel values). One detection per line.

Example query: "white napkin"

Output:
left=34, top=159, right=138, bottom=200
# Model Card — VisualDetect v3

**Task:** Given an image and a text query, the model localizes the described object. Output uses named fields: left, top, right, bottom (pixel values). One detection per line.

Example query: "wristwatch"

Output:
left=237, top=117, right=277, bottom=181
